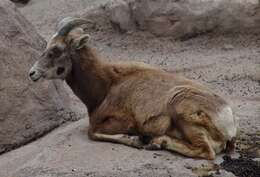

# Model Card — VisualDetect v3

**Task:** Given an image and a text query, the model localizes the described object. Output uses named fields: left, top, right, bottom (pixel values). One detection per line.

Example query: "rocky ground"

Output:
left=0, top=0, right=259, bottom=177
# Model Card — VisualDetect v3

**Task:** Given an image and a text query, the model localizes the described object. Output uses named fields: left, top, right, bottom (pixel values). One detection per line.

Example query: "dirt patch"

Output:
left=236, top=131, right=260, bottom=158
left=188, top=132, right=260, bottom=177
left=190, top=163, right=219, bottom=177
left=219, top=132, right=260, bottom=177
left=220, top=155, right=260, bottom=177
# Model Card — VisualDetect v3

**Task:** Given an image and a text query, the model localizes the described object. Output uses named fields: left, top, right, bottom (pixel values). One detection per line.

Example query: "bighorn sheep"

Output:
left=29, top=17, right=237, bottom=160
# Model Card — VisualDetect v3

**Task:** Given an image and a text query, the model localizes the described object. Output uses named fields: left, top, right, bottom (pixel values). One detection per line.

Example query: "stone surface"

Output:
left=0, top=0, right=77, bottom=154
left=0, top=120, right=199, bottom=177
left=105, top=0, right=135, bottom=32
left=105, top=0, right=260, bottom=38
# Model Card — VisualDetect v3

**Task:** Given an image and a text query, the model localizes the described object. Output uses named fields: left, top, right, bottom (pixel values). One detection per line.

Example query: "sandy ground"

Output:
left=0, top=0, right=259, bottom=177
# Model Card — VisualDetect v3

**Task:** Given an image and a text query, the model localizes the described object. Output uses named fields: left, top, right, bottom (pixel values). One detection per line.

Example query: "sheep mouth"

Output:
left=30, top=74, right=42, bottom=82
left=31, top=75, right=41, bottom=82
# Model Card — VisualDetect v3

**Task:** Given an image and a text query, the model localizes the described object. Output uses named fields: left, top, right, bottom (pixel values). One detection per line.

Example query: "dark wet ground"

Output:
left=190, top=131, right=260, bottom=177
left=221, top=155, right=260, bottom=177
left=220, top=132, right=260, bottom=177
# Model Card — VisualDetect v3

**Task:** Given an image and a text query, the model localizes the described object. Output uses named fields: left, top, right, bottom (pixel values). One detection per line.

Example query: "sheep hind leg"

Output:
left=89, top=132, right=144, bottom=149
left=147, top=134, right=215, bottom=160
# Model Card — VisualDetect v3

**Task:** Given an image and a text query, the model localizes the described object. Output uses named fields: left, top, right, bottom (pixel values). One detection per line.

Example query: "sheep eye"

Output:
left=47, top=52, right=54, bottom=58
left=48, top=47, right=62, bottom=58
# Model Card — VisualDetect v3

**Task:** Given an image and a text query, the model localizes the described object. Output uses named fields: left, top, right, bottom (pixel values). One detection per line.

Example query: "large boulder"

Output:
left=105, top=0, right=136, bottom=32
left=106, top=0, right=260, bottom=38
left=0, top=0, right=77, bottom=154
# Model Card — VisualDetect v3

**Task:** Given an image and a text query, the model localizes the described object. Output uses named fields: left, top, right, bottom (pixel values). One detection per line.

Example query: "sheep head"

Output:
left=29, top=17, right=92, bottom=81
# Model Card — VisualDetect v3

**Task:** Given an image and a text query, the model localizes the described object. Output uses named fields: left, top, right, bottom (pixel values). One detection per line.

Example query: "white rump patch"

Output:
left=213, top=106, right=237, bottom=140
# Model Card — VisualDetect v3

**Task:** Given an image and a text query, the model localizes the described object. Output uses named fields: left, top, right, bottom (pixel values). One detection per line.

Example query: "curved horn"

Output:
left=56, top=17, right=93, bottom=36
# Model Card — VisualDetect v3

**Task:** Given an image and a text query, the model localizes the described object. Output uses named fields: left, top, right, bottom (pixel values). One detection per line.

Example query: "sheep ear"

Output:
left=73, top=34, right=90, bottom=49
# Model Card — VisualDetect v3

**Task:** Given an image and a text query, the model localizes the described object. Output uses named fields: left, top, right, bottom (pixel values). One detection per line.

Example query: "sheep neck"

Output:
left=66, top=46, right=111, bottom=115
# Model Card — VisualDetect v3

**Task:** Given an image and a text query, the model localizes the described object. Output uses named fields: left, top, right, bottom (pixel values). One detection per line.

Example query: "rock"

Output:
left=105, top=0, right=260, bottom=38
left=133, top=0, right=260, bottom=38
left=105, top=0, right=136, bottom=32
left=0, top=0, right=77, bottom=154
left=0, top=119, right=199, bottom=177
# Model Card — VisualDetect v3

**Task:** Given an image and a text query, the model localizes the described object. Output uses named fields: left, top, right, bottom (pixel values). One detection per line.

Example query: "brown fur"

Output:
left=64, top=44, right=236, bottom=160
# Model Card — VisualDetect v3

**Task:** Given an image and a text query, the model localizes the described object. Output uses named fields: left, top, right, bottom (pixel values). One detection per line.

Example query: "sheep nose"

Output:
left=29, top=70, right=36, bottom=77
left=29, top=68, right=42, bottom=82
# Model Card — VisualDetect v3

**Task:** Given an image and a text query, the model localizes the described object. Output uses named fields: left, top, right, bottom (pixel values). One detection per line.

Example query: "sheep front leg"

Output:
left=89, top=131, right=144, bottom=149
left=89, top=102, right=143, bottom=149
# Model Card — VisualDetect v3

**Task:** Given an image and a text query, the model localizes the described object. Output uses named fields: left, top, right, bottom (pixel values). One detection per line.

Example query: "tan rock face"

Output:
left=105, top=0, right=136, bottom=32
left=107, top=0, right=260, bottom=38
left=0, top=0, right=77, bottom=154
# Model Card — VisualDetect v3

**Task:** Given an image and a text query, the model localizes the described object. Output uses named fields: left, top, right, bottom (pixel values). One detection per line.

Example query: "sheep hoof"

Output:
left=129, top=136, right=144, bottom=149
left=144, top=143, right=162, bottom=150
